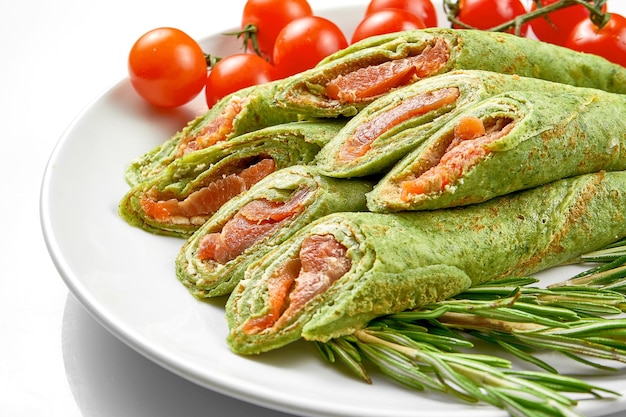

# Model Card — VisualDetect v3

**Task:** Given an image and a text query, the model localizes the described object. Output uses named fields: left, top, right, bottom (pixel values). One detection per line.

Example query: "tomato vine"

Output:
left=444, top=0, right=609, bottom=36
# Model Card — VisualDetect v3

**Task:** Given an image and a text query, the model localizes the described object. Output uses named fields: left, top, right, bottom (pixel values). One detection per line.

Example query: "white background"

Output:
left=2, top=0, right=625, bottom=416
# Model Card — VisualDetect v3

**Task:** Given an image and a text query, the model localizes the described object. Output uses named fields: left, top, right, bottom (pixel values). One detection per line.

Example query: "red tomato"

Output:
left=530, top=0, right=607, bottom=46
left=241, top=0, right=313, bottom=60
left=455, top=0, right=529, bottom=36
left=273, top=16, right=348, bottom=79
left=365, top=0, right=438, bottom=28
left=205, top=54, right=276, bottom=108
left=566, top=13, right=626, bottom=68
left=352, top=9, right=426, bottom=43
left=128, top=27, right=207, bottom=108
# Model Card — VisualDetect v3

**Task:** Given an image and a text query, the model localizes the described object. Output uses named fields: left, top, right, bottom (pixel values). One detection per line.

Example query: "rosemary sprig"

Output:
left=443, top=0, right=609, bottom=36
left=319, top=326, right=617, bottom=417
left=379, top=281, right=626, bottom=372
left=316, top=285, right=626, bottom=416
left=317, top=242, right=626, bottom=416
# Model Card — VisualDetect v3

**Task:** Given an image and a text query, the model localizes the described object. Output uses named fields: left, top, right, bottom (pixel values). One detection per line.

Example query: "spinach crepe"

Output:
left=125, top=81, right=299, bottom=186
left=119, top=120, right=344, bottom=237
left=314, top=70, right=592, bottom=178
left=367, top=89, right=626, bottom=212
left=226, top=170, right=626, bottom=355
left=273, top=28, right=626, bottom=119
left=177, top=165, right=373, bottom=298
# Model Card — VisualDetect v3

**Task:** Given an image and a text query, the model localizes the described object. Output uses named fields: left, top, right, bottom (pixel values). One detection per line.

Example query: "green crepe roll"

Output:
left=367, top=89, right=626, bottom=213
left=273, top=28, right=626, bottom=119
left=314, top=70, right=592, bottom=178
left=125, top=81, right=299, bottom=186
left=119, top=120, right=345, bottom=238
left=176, top=165, right=374, bottom=298
left=226, top=170, right=626, bottom=355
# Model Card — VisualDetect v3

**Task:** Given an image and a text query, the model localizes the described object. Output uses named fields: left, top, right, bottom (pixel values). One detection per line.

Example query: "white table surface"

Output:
left=2, top=0, right=625, bottom=416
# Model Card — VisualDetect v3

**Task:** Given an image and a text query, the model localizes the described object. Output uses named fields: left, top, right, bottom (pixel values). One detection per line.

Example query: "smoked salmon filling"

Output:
left=124, top=81, right=299, bottom=186
left=400, top=115, right=515, bottom=200
left=227, top=172, right=626, bottom=355
left=274, top=36, right=451, bottom=118
left=242, top=234, right=351, bottom=335
left=174, top=96, right=248, bottom=158
left=175, top=165, right=373, bottom=298
left=195, top=187, right=312, bottom=264
left=336, top=86, right=460, bottom=163
left=140, top=157, right=276, bottom=224
left=120, top=121, right=344, bottom=237
left=367, top=88, right=626, bottom=213
left=323, top=38, right=449, bottom=104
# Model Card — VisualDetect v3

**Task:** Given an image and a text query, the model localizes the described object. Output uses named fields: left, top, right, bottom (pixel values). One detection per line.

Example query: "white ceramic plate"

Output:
left=41, top=3, right=626, bottom=417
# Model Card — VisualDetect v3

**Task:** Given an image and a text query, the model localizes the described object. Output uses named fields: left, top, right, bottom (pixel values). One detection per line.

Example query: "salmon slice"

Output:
left=337, top=87, right=460, bottom=163
left=140, top=158, right=276, bottom=222
left=242, top=258, right=302, bottom=334
left=175, top=96, right=248, bottom=157
left=237, top=187, right=310, bottom=222
left=325, top=38, right=449, bottom=103
left=243, top=234, right=350, bottom=334
left=401, top=117, right=514, bottom=199
left=196, top=188, right=311, bottom=263
left=197, top=217, right=277, bottom=264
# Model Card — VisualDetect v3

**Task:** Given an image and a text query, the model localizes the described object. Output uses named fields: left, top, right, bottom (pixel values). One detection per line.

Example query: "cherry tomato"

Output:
left=205, top=54, right=276, bottom=108
left=352, top=9, right=426, bottom=44
left=365, top=0, right=438, bottom=28
left=128, top=27, right=207, bottom=108
left=455, top=0, right=529, bottom=36
left=241, top=0, right=313, bottom=60
left=273, top=16, right=348, bottom=79
left=530, top=0, right=607, bottom=46
left=566, top=13, right=626, bottom=68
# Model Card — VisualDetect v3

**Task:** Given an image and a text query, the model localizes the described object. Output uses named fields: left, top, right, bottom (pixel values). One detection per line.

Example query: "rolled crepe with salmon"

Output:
left=273, top=28, right=626, bottom=119
left=226, top=170, right=626, bottom=355
left=314, top=70, right=589, bottom=178
left=119, top=120, right=344, bottom=237
left=125, top=81, right=299, bottom=186
left=367, top=89, right=626, bottom=213
left=176, top=165, right=373, bottom=298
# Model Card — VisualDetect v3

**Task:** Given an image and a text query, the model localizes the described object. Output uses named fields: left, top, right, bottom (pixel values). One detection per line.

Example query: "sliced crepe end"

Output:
left=315, top=85, right=463, bottom=179
left=119, top=121, right=344, bottom=237
left=368, top=92, right=537, bottom=212
left=274, top=32, right=451, bottom=118
left=177, top=186, right=315, bottom=298
left=226, top=219, right=365, bottom=355
left=131, top=156, right=279, bottom=237
left=124, top=81, right=299, bottom=187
